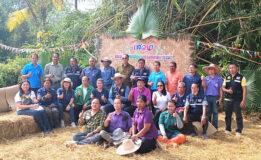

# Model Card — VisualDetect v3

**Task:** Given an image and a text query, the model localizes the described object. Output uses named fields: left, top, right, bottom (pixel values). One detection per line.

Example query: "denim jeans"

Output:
left=224, top=100, right=243, bottom=133
left=17, top=109, right=52, bottom=133
left=206, top=95, right=219, bottom=129
left=73, top=131, right=101, bottom=145
left=57, top=103, right=75, bottom=123
left=42, top=106, right=60, bottom=128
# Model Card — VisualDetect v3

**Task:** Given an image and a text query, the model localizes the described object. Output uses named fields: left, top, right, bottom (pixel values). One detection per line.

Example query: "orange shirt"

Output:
left=165, top=71, right=183, bottom=96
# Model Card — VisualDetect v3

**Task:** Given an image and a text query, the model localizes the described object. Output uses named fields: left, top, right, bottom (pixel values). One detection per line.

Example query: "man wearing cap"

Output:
left=127, top=77, right=151, bottom=117
left=130, top=58, right=150, bottom=88
left=74, top=76, right=94, bottom=123
left=165, top=61, right=183, bottom=97
left=100, top=98, right=132, bottom=147
left=183, top=83, right=209, bottom=139
left=148, top=61, right=166, bottom=92
left=44, top=53, right=64, bottom=90
left=21, top=54, right=44, bottom=95
left=81, top=57, right=101, bottom=88
left=183, top=64, right=204, bottom=96
left=222, top=63, right=247, bottom=137
left=64, top=57, right=82, bottom=90
left=101, top=57, right=115, bottom=91
left=116, top=54, right=135, bottom=88
left=201, top=64, right=223, bottom=129
left=103, top=73, right=130, bottom=115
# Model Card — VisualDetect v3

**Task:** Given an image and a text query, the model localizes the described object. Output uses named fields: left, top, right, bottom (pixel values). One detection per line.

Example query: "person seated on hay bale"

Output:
left=132, top=95, right=158, bottom=154
left=74, top=76, right=94, bottom=123
left=15, top=80, right=52, bottom=134
left=152, top=80, right=171, bottom=129
left=90, top=78, right=109, bottom=110
left=183, top=83, right=209, bottom=139
left=100, top=98, right=132, bottom=149
left=37, top=78, right=60, bottom=128
left=158, top=101, right=186, bottom=148
left=66, top=98, right=106, bottom=145
left=103, top=73, right=130, bottom=115
left=172, top=82, right=186, bottom=114
left=57, top=78, right=76, bottom=128
left=127, top=77, right=151, bottom=117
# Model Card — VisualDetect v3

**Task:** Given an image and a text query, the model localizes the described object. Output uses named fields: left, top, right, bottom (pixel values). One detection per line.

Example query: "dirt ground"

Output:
left=0, top=113, right=260, bottom=160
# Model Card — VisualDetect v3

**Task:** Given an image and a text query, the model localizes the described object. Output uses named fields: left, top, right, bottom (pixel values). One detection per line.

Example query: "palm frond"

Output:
left=6, top=8, right=30, bottom=32
left=126, top=0, right=161, bottom=40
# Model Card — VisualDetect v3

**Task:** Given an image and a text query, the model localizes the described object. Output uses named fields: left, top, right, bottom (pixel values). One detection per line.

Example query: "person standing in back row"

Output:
left=222, top=63, right=246, bottom=137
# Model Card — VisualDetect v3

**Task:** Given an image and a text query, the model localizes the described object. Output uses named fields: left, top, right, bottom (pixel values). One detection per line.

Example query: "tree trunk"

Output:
left=75, top=0, right=78, bottom=10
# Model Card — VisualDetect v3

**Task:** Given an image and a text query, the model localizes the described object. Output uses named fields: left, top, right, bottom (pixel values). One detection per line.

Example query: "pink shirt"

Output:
left=131, top=87, right=151, bottom=106
left=165, top=71, right=183, bottom=96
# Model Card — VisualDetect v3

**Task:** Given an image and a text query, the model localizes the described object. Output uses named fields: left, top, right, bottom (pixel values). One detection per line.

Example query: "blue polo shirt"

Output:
left=130, top=68, right=150, bottom=87
left=172, top=92, right=186, bottom=108
left=204, top=75, right=223, bottom=96
left=64, top=65, right=82, bottom=90
left=22, top=62, right=44, bottom=88
left=185, top=93, right=208, bottom=115
left=183, top=73, right=204, bottom=96
left=101, top=66, right=115, bottom=86
left=37, top=87, right=57, bottom=106
left=148, top=71, right=166, bottom=90
left=57, top=88, right=74, bottom=106
left=82, top=67, right=101, bottom=88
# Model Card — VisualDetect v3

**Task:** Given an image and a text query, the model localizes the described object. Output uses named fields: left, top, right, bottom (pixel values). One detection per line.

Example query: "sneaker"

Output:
left=65, top=141, right=76, bottom=147
left=235, top=132, right=241, bottom=137
left=61, top=120, right=65, bottom=128
left=71, top=122, right=76, bottom=128
left=190, top=133, right=197, bottom=137
left=202, top=134, right=209, bottom=139
left=224, top=130, right=231, bottom=134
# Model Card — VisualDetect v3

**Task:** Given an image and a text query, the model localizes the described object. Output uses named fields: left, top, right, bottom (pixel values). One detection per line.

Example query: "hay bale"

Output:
left=0, top=112, right=40, bottom=140
left=0, top=88, right=9, bottom=113
left=5, top=85, right=19, bottom=111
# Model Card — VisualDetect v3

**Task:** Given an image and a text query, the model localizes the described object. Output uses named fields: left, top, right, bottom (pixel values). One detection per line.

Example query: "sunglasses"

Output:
left=157, top=85, right=163, bottom=87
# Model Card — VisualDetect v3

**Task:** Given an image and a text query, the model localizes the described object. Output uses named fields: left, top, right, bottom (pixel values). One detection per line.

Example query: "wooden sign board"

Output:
left=97, top=34, right=193, bottom=76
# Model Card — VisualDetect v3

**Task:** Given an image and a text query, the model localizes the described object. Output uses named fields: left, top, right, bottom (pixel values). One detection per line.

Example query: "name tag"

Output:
left=234, top=80, right=241, bottom=83
left=198, top=99, right=202, bottom=102
left=226, top=80, right=230, bottom=82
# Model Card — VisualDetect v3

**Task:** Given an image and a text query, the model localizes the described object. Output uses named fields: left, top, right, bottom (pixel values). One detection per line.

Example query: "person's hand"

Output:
left=183, top=116, right=188, bottom=123
left=48, top=105, right=53, bottom=109
left=33, top=98, right=38, bottom=104
left=131, top=76, right=137, bottom=81
left=131, top=134, right=138, bottom=141
left=31, top=104, right=39, bottom=109
left=85, top=132, right=93, bottom=138
left=162, top=135, right=168, bottom=143
left=172, top=95, right=178, bottom=102
left=45, top=92, right=52, bottom=99
left=77, top=90, right=81, bottom=97
left=201, top=116, right=206, bottom=125
left=27, top=72, right=32, bottom=78
left=116, top=94, right=121, bottom=99
left=201, top=75, right=205, bottom=81
left=50, top=73, right=54, bottom=78
left=65, top=105, right=70, bottom=111
left=154, top=93, right=157, bottom=102
left=129, top=89, right=133, bottom=97
left=37, top=94, right=41, bottom=101
left=240, top=100, right=245, bottom=108
left=90, top=93, right=94, bottom=99
left=173, top=112, right=178, bottom=118
left=218, top=98, right=222, bottom=104
left=227, top=88, right=233, bottom=94
left=106, top=114, right=113, bottom=121
left=83, top=103, right=88, bottom=110
left=148, top=82, right=153, bottom=86
left=101, top=94, right=106, bottom=101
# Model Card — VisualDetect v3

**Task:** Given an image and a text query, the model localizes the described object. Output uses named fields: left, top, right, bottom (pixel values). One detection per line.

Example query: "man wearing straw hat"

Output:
left=222, top=63, right=247, bottom=137
left=201, top=64, right=223, bottom=129
left=103, top=73, right=130, bottom=114
left=101, top=57, right=115, bottom=91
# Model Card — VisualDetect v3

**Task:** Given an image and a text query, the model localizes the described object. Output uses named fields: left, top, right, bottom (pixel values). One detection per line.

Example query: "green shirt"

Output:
left=116, top=63, right=134, bottom=87
left=74, top=85, right=94, bottom=105
left=159, top=110, right=183, bottom=137
left=80, top=109, right=107, bottom=133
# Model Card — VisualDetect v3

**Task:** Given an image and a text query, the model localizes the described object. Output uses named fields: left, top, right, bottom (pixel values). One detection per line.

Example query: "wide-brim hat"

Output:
left=116, top=139, right=142, bottom=155
left=101, top=57, right=112, bottom=64
left=61, top=78, right=73, bottom=87
left=202, top=64, right=221, bottom=74
left=111, top=73, right=126, bottom=80
left=112, top=128, right=126, bottom=141
left=192, top=121, right=217, bottom=136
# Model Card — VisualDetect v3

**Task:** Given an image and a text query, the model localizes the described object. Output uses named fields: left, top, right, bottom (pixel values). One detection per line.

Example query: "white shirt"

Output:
left=83, top=87, right=88, bottom=99
left=152, top=91, right=171, bottom=109
left=14, top=91, right=36, bottom=111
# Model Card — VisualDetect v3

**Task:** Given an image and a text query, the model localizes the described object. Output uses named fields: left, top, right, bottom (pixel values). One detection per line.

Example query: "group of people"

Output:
left=14, top=52, right=247, bottom=155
